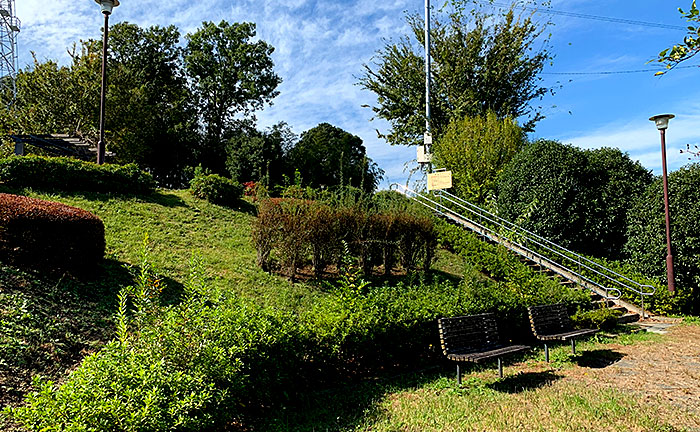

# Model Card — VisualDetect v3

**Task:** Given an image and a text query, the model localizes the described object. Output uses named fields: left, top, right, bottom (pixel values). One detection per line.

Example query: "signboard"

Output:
left=427, top=170, right=452, bottom=191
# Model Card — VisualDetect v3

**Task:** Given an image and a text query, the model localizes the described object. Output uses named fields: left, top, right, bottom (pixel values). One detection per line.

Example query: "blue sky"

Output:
left=14, top=0, right=700, bottom=187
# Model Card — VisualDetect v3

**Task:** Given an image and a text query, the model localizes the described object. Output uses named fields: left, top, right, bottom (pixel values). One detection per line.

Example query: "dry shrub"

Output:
left=253, top=197, right=436, bottom=279
left=0, top=193, right=105, bottom=275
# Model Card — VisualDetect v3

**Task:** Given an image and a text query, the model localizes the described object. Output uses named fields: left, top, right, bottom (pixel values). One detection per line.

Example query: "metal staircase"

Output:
left=395, top=184, right=656, bottom=320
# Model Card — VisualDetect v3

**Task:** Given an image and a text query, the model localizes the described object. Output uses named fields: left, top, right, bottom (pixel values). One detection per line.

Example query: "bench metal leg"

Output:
left=498, top=358, right=503, bottom=378
left=457, top=364, right=461, bottom=385
left=571, top=339, right=576, bottom=355
left=544, top=343, right=549, bottom=362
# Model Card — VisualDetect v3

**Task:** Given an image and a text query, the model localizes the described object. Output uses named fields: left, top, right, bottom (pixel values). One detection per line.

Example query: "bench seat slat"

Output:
left=447, top=344, right=529, bottom=363
left=537, top=328, right=598, bottom=341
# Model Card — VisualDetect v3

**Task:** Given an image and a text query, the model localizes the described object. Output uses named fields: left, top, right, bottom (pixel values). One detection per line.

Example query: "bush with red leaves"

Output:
left=0, top=193, right=105, bottom=275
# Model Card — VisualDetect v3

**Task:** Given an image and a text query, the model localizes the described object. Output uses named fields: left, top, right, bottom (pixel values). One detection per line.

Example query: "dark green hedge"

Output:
left=625, top=163, right=700, bottom=314
left=0, top=156, right=155, bottom=194
left=0, top=193, right=105, bottom=275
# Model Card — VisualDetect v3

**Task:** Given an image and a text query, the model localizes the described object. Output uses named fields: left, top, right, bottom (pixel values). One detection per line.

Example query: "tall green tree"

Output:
left=433, top=111, right=526, bottom=204
left=359, top=0, right=552, bottom=147
left=185, top=21, right=281, bottom=174
left=104, top=23, right=198, bottom=185
left=288, top=123, right=384, bottom=193
left=226, top=122, right=295, bottom=187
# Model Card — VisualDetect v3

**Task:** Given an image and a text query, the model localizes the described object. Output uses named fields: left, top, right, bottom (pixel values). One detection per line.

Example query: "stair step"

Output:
left=617, top=313, right=640, bottom=324
left=593, top=299, right=615, bottom=308
left=610, top=305, right=628, bottom=314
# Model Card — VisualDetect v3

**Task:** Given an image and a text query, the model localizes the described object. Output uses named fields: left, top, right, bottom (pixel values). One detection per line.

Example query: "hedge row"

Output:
left=252, top=198, right=436, bottom=279
left=0, top=193, right=105, bottom=275
left=0, top=156, right=155, bottom=194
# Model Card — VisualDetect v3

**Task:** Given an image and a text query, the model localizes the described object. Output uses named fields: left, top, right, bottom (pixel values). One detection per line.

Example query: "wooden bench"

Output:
left=527, top=303, right=598, bottom=362
left=438, top=313, right=529, bottom=383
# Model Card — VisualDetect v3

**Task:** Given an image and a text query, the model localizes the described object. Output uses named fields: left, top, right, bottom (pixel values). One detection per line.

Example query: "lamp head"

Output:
left=95, top=0, right=120, bottom=15
left=649, top=114, right=675, bottom=130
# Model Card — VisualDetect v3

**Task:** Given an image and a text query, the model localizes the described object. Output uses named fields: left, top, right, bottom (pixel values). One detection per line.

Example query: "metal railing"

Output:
left=395, top=184, right=656, bottom=309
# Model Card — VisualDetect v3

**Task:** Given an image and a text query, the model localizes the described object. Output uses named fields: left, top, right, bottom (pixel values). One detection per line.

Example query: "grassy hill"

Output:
left=1, top=187, right=693, bottom=431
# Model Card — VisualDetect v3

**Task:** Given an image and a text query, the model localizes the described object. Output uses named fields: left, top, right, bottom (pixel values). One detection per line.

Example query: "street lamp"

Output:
left=94, top=0, right=120, bottom=165
left=649, top=113, right=676, bottom=292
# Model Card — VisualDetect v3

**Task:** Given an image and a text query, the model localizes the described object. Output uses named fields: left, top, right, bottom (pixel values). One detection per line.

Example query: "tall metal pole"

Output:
left=660, top=127, right=676, bottom=292
left=97, top=12, right=109, bottom=165
left=423, top=0, right=432, bottom=173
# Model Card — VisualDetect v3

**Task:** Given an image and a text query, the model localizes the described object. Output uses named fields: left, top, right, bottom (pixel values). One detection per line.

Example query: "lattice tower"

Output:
left=0, top=0, right=19, bottom=104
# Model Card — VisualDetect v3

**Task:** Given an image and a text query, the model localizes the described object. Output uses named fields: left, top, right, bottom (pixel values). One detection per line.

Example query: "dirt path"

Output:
left=565, top=323, right=700, bottom=427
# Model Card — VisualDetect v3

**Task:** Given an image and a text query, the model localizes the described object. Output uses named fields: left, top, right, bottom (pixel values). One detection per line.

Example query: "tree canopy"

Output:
left=433, top=111, right=526, bottom=204
left=359, top=0, right=553, bottom=147
left=185, top=21, right=281, bottom=174
left=287, top=123, right=384, bottom=193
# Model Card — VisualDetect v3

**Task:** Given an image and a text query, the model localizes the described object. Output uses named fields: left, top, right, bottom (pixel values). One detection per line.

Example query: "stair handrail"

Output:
left=432, top=189, right=656, bottom=299
left=394, top=184, right=622, bottom=300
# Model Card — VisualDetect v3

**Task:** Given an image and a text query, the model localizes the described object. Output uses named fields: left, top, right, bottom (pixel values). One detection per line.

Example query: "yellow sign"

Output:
left=427, top=171, right=452, bottom=191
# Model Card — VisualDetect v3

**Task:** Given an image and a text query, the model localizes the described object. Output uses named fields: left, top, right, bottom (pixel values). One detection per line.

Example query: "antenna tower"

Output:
left=0, top=0, right=19, bottom=104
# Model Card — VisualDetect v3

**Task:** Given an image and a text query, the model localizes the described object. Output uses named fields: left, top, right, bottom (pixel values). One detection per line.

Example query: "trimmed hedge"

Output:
left=252, top=198, right=436, bottom=279
left=0, top=156, right=155, bottom=194
left=189, top=173, right=243, bottom=206
left=0, top=193, right=105, bottom=274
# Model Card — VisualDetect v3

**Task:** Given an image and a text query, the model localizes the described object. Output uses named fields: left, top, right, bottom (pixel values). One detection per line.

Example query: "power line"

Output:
left=543, top=65, right=698, bottom=75
left=480, top=1, right=688, bottom=31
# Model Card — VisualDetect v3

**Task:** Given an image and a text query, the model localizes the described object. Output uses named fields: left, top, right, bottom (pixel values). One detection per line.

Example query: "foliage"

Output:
left=185, top=21, right=281, bottom=174
left=434, top=111, right=526, bottom=204
left=625, top=163, right=700, bottom=314
left=189, top=168, right=243, bottom=206
left=287, top=123, right=384, bottom=193
left=571, top=307, right=623, bottom=330
left=226, top=122, right=292, bottom=187
left=102, top=23, right=199, bottom=187
left=654, top=1, right=700, bottom=74
left=434, top=220, right=590, bottom=337
left=0, top=155, right=155, bottom=194
left=0, top=193, right=105, bottom=276
left=359, top=0, right=553, bottom=147
left=252, top=196, right=435, bottom=279
left=497, top=141, right=652, bottom=260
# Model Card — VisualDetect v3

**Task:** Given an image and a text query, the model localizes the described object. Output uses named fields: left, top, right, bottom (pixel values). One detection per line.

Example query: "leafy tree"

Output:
left=625, top=163, right=700, bottom=313
left=287, top=123, right=384, bottom=193
left=497, top=142, right=651, bottom=259
left=654, top=1, right=700, bottom=74
left=433, top=111, right=526, bottom=204
left=359, top=0, right=552, bottom=147
left=104, top=23, right=199, bottom=186
left=185, top=21, right=281, bottom=174
left=226, top=122, right=295, bottom=187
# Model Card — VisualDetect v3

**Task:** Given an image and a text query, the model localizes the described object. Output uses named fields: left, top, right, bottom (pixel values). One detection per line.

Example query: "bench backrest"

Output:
left=437, top=313, right=500, bottom=356
left=528, top=303, right=572, bottom=337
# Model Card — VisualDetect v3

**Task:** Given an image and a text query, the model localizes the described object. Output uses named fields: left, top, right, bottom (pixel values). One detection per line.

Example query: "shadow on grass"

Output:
left=0, top=186, right=188, bottom=208
left=572, top=349, right=625, bottom=369
left=254, top=367, right=443, bottom=432
left=488, top=370, right=563, bottom=393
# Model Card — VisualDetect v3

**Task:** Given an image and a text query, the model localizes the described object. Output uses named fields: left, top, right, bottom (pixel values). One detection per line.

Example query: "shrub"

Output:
left=571, top=307, right=623, bottom=330
left=189, top=171, right=243, bottom=206
left=0, top=155, right=155, bottom=194
left=497, top=142, right=652, bottom=260
left=625, top=163, right=700, bottom=314
left=253, top=197, right=437, bottom=278
left=0, top=193, right=105, bottom=275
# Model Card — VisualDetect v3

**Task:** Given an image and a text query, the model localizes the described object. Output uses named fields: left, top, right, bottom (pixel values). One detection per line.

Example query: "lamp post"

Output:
left=649, top=113, right=676, bottom=293
left=94, top=0, right=119, bottom=165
